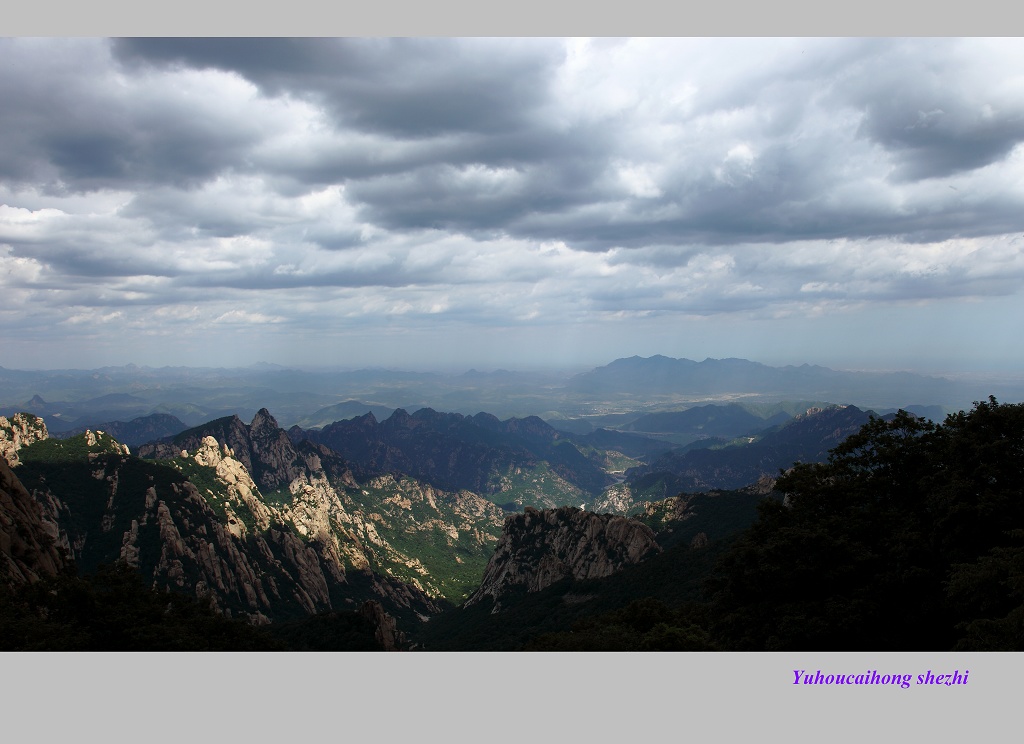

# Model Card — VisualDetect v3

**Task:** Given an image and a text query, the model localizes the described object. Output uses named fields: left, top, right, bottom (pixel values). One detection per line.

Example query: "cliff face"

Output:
left=0, top=458, right=68, bottom=587
left=359, top=599, right=406, bottom=651
left=466, top=506, right=661, bottom=611
left=0, top=413, right=70, bottom=587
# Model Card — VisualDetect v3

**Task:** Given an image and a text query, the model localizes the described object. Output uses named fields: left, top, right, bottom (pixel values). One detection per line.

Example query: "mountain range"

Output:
left=4, top=356, right=1020, bottom=436
left=4, top=363, right=1024, bottom=651
left=2, top=396, right=854, bottom=645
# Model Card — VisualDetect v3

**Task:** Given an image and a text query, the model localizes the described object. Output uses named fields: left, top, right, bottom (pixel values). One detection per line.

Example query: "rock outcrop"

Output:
left=18, top=437, right=444, bottom=625
left=466, top=506, right=661, bottom=611
left=0, top=458, right=67, bottom=587
left=1, top=413, right=49, bottom=467
left=358, top=599, right=406, bottom=651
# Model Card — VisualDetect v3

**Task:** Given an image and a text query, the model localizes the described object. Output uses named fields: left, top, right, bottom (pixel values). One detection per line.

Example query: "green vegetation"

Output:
left=706, top=398, right=1024, bottom=650
left=486, top=461, right=587, bottom=509
left=375, top=525, right=487, bottom=602
left=349, top=478, right=503, bottom=603
left=18, top=432, right=124, bottom=464
left=167, top=456, right=221, bottom=497
left=600, top=450, right=644, bottom=473
left=262, top=486, right=296, bottom=509
left=165, top=456, right=261, bottom=533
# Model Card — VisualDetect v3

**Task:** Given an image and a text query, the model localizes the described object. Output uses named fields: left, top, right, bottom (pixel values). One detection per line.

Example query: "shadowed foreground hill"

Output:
left=704, top=398, right=1024, bottom=650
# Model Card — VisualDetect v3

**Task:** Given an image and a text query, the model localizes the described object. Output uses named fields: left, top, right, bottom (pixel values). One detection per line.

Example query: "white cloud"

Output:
left=213, top=310, right=284, bottom=324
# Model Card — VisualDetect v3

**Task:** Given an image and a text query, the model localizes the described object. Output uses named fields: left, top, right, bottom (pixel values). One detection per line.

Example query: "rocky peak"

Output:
left=143, top=412, right=308, bottom=492
left=387, top=408, right=412, bottom=426
left=355, top=411, right=378, bottom=426
left=466, top=506, right=661, bottom=611
left=191, top=436, right=274, bottom=536
left=471, top=412, right=502, bottom=428
left=504, top=416, right=558, bottom=438
left=1, top=412, right=49, bottom=467
left=83, top=430, right=131, bottom=456
left=192, top=435, right=234, bottom=467
left=250, top=408, right=280, bottom=436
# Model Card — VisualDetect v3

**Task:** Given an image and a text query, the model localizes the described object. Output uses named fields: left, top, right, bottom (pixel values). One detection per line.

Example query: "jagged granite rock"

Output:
left=0, top=458, right=67, bottom=587
left=0, top=413, right=49, bottom=467
left=589, top=483, right=637, bottom=516
left=16, top=437, right=443, bottom=626
left=141, top=409, right=359, bottom=494
left=358, top=599, right=406, bottom=651
left=466, top=506, right=661, bottom=611
left=143, top=410, right=504, bottom=603
left=83, top=429, right=131, bottom=456
left=191, top=436, right=276, bottom=537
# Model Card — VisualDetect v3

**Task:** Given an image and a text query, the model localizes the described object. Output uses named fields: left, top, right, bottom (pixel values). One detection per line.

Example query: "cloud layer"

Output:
left=2, top=38, right=1024, bottom=372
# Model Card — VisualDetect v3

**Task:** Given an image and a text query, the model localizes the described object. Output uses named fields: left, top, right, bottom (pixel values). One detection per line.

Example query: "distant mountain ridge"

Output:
left=3, top=357, right=1020, bottom=429
left=626, top=404, right=882, bottom=498
left=53, top=413, right=188, bottom=447
left=294, top=408, right=614, bottom=508
left=567, top=355, right=964, bottom=405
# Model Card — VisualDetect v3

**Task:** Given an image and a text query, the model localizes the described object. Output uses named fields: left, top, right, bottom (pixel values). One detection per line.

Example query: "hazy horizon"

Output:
left=3, top=39, right=1023, bottom=376
left=6, top=353, right=1024, bottom=384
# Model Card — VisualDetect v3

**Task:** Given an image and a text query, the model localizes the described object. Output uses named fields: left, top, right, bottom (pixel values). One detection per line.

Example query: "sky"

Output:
left=2, top=37, right=1024, bottom=375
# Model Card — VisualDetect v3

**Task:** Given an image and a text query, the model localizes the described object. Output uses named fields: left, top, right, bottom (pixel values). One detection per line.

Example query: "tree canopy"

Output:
left=706, top=397, right=1024, bottom=650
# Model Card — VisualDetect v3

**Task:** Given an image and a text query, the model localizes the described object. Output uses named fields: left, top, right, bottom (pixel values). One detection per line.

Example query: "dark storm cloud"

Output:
left=0, top=39, right=273, bottom=193
left=346, top=153, right=612, bottom=236
left=8, top=38, right=1023, bottom=251
left=111, top=37, right=563, bottom=138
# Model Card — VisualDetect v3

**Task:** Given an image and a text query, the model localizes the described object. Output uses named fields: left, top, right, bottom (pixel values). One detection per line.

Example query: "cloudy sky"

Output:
left=2, top=37, right=1024, bottom=374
